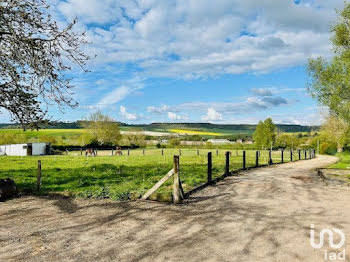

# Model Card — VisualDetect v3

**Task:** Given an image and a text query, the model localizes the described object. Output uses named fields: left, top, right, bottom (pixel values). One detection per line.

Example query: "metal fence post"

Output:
left=304, top=150, right=307, bottom=160
left=255, top=150, right=259, bottom=167
left=298, top=150, right=301, bottom=160
left=290, top=150, right=293, bottom=162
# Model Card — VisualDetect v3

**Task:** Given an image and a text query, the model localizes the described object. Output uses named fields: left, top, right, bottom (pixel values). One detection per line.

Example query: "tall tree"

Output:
left=308, top=2, right=350, bottom=122
left=322, top=115, right=349, bottom=152
left=83, top=111, right=121, bottom=146
left=253, top=118, right=277, bottom=149
left=0, top=0, right=90, bottom=130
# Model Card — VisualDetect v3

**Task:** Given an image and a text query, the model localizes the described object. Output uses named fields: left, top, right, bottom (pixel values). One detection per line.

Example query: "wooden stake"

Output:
left=141, top=169, right=174, bottom=200
left=173, top=155, right=184, bottom=204
left=37, top=160, right=42, bottom=191
left=207, top=152, right=212, bottom=184
left=242, top=150, right=246, bottom=170
left=225, top=151, right=230, bottom=176
left=281, top=150, right=284, bottom=163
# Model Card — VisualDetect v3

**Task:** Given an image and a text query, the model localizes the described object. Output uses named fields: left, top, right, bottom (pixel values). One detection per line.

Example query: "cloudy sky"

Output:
left=2, top=0, right=344, bottom=125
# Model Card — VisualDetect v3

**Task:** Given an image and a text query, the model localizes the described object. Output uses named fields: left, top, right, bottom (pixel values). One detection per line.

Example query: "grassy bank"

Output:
left=329, top=152, right=350, bottom=169
left=0, top=149, right=294, bottom=200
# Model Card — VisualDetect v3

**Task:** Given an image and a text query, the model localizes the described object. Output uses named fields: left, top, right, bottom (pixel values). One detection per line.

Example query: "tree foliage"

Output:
left=308, top=2, right=350, bottom=122
left=0, top=0, right=90, bottom=129
left=321, top=115, right=349, bottom=152
left=83, top=111, right=121, bottom=146
left=253, top=118, right=277, bottom=149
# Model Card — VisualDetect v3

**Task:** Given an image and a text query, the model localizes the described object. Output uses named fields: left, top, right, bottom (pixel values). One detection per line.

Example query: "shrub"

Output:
left=320, top=142, right=337, bottom=155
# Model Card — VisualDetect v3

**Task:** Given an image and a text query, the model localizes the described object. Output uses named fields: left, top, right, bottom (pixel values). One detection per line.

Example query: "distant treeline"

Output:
left=0, top=121, right=319, bottom=133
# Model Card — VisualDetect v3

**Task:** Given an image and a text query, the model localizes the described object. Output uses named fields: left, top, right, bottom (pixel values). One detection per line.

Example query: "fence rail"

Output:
left=139, top=149, right=316, bottom=203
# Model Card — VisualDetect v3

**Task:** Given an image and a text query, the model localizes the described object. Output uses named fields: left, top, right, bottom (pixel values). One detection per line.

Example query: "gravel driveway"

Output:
left=1, top=155, right=349, bottom=262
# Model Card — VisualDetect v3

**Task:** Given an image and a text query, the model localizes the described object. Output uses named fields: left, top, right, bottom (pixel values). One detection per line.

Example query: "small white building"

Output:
left=207, top=139, right=231, bottom=145
left=0, top=143, right=50, bottom=156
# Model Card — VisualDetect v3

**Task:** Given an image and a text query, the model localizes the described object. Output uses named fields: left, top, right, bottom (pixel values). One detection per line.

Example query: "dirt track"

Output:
left=1, top=155, right=350, bottom=262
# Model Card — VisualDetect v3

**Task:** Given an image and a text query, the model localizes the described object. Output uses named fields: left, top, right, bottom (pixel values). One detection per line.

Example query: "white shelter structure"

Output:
left=0, top=143, right=50, bottom=156
left=207, top=139, right=232, bottom=145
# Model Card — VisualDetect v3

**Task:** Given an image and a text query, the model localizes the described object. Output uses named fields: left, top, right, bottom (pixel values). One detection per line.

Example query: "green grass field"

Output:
left=0, top=149, right=303, bottom=201
left=330, top=152, right=350, bottom=169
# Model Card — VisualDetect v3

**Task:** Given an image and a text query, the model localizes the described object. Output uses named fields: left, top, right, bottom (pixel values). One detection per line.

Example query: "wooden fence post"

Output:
left=207, top=152, right=212, bottom=184
left=216, top=149, right=219, bottom=156
left=128, top=149, right=130, bottom=155
left=255, top=151, right=259, bottom=167
left=80, top=148, right=83, bottom=156
left=242, top=150, right=246, bottom=170
left=37, top=160, right=42, bottom=191
left=298, top=150, right=301, bottom=160
left=173, top=155, right=184, bottom=204
left=143, top=149, right=145, bottom=156
left=290, top=150, right=293, bottom=162
left=281, top=150, right=284, bottom=163
left=304, top=150, right=307, bottom=160
left=161, top=149, right=164, bottom=156
left=225, top=151, right=230, bottom=176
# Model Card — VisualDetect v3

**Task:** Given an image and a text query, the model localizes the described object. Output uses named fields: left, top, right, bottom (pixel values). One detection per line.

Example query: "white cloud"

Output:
left=168, top=112, right=187, bottom=121
left=54, top=0, right=343, bottom=78
left=201, top=108, right=223, bottom=121
left=119, top=106, right=138, bottom=121
left=148, top=104, right=171, bottom=114
left=97, top=86, right=130, bottom=108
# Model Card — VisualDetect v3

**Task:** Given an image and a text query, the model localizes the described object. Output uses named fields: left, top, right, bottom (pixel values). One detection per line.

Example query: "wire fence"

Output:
left=0, top=148, right=316, bottom=201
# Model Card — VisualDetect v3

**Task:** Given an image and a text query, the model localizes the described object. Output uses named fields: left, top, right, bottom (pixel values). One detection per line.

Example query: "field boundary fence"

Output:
left=139, top=148, right=316, bottom=204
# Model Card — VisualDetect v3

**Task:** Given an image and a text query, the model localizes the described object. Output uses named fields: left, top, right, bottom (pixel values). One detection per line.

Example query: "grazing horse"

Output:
left=115, top=146, right=123, bottom=156
left=85, top=148, right=96, bottom=156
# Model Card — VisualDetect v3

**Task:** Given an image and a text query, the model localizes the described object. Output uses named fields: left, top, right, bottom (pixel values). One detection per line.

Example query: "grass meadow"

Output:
left=0, top=149, right=302, bottom=201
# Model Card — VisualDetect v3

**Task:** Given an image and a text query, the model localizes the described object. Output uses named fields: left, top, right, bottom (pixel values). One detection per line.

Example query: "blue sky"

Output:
left=1, top=0, right=344, bottom=125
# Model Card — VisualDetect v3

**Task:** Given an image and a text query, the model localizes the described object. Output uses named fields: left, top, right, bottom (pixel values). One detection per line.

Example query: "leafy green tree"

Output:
left=322, top=115, right=349, bottom=152
left=253, top=118, right=277, bottom=149
left=308, top=2, right=350, bottom=122
left=83, top=111, right=121, bottom=146
left=0, top=0, right=90, bottom=129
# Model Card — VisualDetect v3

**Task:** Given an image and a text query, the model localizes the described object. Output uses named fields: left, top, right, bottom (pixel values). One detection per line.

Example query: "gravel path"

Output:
left=1, top=155, right=349, bottom=262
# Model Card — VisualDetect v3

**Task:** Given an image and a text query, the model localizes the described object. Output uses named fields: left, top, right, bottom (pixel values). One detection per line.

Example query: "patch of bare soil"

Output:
left=1, top=155, right=350, bottom=262
left=317, top=168, right=350, bottom=186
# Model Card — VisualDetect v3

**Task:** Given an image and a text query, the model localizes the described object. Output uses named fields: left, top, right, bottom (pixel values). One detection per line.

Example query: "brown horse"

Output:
left=115, top=146, right=123, bottom=156
left=85, top=148, right=96, bottom=156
